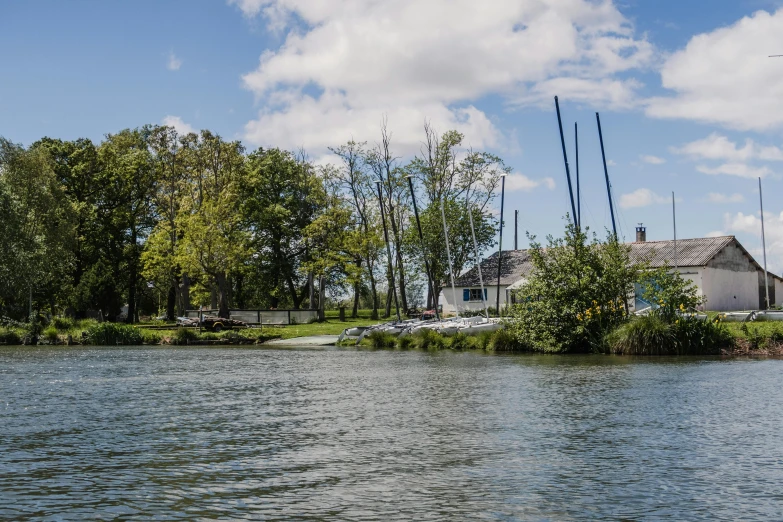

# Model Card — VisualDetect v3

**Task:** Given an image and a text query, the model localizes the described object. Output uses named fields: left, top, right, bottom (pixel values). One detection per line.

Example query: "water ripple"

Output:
left=1, top=347, right=782, bottom=520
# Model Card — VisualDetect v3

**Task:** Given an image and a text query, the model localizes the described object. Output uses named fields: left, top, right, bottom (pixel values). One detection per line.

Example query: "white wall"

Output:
left=776, top=278, right=783, bottom=307
left=440, top=286, right=509, bottom=315
left=702, top=267, right=758, bottom=311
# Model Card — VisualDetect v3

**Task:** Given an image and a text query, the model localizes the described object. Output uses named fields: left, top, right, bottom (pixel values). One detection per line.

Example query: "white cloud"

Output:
left=722, top=211, right=783, bottom=272
left=235, top=0, right=652, bottom=153
left=673, top=133, right=783, bottom=161
left=696, top=163, right=771, bottom=179
left=646, top=9, right=783, bottom=131
left=607, top=159, right=617, bottom=167
left=705, top=230, right=727, bottom=238
left=619, top=188, right=669, bottom=209
left=640, top=154, right=666, bottom=165
left=161, top=115, right=196, bottom=135
left=167, top=51, right=182, bottom=71
left=504, top=172, right=556, bottom=192
left=707, top=192, right=745, bottom=203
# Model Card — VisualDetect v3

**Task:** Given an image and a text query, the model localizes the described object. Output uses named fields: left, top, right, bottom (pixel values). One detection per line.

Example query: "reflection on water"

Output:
left=1, top=347, right=782, bottom=520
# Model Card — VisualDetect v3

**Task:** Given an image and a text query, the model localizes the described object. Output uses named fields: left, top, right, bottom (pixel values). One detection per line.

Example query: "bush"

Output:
left=368, top=330, right=397, bottom=349
left=84, top=322, right=143, bottom=346
left=606, top=315, right=675, bottom=355
left=174, top=328, right=198, bottom=345
left=141, top=331, right=162, bottom=345
left=412, top=329, right=446, bottom=351
left=52, top=316, right=75, bottom=331
left=607, top=315, right=731, bottom=356
left=43, top=326, right=60, bottom=344
left=489, top=328, right=529, bottom=352
left=0, top=328, right=22, bottom=345
left=449, top=332, right=471, bottom=351
left=397, top=335, right=414, bottom=350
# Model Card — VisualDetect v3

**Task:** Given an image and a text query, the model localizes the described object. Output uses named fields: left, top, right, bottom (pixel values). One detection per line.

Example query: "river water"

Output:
left=1, top=347, right=782, bottom=520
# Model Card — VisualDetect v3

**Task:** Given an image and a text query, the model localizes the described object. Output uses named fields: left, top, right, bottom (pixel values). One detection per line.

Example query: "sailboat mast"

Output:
left=596, top=112, right=617, bottom=239
left=575, top=122, right=580, bottom=229
left=554, top=97, right=578, bottom=227
left=495, top=174, right=507, bottom=314
left=440, top=196, right=460, bottom=318
left=672, top=192, right=678, bottom=270
left=406, top=176, right=440, bottom=321
left=466, top=186, right=489, bottom=319
left=759, top=177, right=770, bottom=310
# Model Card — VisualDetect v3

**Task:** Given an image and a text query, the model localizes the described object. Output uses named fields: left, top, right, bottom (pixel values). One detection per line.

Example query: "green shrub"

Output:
left=397, top=335, right=414, bottom=350
left=489, top=328, right=529, bottom=352
left=174, top=328, right=198, bottom=345
left=43, top=326, right=60, bottom=344
left=0, top=328, right=22, bottom=345
left=52, top=316, right=75, bottom=331
left=449, top=332, right=473, bottom=351
left=84, top=322, right=143, bottom=345
left=673, top=317, right=733, bottom=355
left=412, top=329, right=446, bottom=351
left=368, top=330, right=397, bottom=349
left=141, top=331, right=162, bottom=345
left=475, top=331, right=495, bottom=351
left=606, top=315, right=675, bottom=355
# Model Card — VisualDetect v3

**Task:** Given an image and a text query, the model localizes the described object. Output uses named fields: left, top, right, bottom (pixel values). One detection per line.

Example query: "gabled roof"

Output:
left=628, top=236, right=738, bottom=268
left=453, top=236, right=766, bottom=288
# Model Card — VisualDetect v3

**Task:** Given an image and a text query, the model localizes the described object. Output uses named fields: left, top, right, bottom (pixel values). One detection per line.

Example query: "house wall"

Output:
left=701, top=267, right=758, bottom=311
left=775, top=278, right=783, bottom=307
left=440, top=286, right=509, bottom=315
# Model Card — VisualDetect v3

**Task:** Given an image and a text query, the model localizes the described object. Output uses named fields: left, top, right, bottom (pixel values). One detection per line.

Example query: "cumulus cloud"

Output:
left=722, top=210, right=783, bottom=272
left=705, top=230, right=727, bottom=238
left=234, top=0, right=653, bottom=153
left=619, top=188, right=669, bottom=209
left=504, top=173, right=556, bottom=192
left=673, top=133, right=783, bottom=161
left=646, top=9, right=783, bottom=131
left=707, top=192, right=745, bottom=203
left=161, top=115, right=196, bottom=135
left=641, top=154, right=666, bottom=165
left=696, top=163, right=771, bottom=179
left=167, top=51, right=182, bottom=71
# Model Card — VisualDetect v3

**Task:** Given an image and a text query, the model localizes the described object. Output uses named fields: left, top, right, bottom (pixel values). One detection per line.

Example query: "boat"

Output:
left=717, top=311, right=755, bottom=322
left=752, top=310, right=783, bottom=322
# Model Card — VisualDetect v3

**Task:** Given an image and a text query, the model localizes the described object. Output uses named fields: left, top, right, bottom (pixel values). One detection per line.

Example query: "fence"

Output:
left=185, top=309, right=318, bottom=325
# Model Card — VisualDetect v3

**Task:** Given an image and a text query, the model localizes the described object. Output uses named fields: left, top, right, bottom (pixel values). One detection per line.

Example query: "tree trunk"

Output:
left=286, top=275, right=302, bottom=309
left=126, top=228, right=137, bottom=324
left=352, top=281, right=360, bottom=318
left=385, top=282, right=392, bottom=318
left=235, top=273, right=245, bottom=309
left=166, top=282, right=176, bottom=321
left=210, top=285, right=218, bottom=310
left=308, top=271, right=314, bottom=310
left=180, top=274, right=191, bottom=315
left=216, top=272, right=230, bottom=319
left=318, top=275, right=326, bottom=321
left=387, top=213, right=408, bottom=312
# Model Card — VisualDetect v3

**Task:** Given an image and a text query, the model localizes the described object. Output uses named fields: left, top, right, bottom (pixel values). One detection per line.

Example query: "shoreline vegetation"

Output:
left=1, top=310, right=783, bottom=357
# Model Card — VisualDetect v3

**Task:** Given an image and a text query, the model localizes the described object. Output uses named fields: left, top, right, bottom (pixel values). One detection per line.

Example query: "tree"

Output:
left=506, top=219, right=641, bottom=353
left=328, top=140, right=384, bottom=319
left=176, top=131, right=248, bottom=319
left=99, top=128, right=156, bottom=322
left=0, top=138, right=76, bottom=319
left=405, top=124, right=503, bottom=309
left=144, top=125, right=191, bottom=320
left=242, top=148, right=326, bottom=309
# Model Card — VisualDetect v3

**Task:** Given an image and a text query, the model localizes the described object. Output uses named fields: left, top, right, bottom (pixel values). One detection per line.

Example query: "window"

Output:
left=463, top=288, right=488, bottom=301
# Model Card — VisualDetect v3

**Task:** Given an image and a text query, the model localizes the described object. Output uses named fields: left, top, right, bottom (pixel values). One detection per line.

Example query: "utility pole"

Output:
left=514, top=210, right=519, bottom=250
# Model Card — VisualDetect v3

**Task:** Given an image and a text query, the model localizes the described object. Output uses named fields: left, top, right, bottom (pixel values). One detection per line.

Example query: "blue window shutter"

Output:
left=463, top=289, right=470, bottom=301
left=484, top=288, right=488, bottom=300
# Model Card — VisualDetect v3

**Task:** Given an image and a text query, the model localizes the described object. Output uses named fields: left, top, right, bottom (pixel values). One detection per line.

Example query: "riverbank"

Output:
left=3, top=312, right=783, bottom=357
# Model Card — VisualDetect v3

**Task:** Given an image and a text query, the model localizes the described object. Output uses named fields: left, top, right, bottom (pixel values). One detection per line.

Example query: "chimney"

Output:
left=636, top=223, right=646, bottom=242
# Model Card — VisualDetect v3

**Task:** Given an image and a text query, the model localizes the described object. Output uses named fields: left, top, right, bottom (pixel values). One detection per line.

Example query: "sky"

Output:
left=2, top=0, right=783, bottom=271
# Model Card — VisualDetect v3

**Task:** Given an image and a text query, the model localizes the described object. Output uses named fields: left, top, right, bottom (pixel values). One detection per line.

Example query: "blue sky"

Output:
left=2, top=0, right=783, bottom=270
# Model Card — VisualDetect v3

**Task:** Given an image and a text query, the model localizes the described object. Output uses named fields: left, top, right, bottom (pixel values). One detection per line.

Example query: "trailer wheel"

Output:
left=213, top=323, right=223, bottom=332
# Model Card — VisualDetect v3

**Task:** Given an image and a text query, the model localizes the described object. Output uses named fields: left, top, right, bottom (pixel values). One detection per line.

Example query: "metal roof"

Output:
left=628, top=236, right=737, bottom=268
left=453, top=235, right=771, bottom=288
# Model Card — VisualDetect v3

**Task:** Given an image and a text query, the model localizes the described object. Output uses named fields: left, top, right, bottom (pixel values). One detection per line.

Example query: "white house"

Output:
left=441, top=227, right=780, bottom=314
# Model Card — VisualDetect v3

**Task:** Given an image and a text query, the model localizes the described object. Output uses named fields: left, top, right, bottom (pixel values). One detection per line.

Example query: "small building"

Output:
left=442, top=228, right=779, bottom=314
